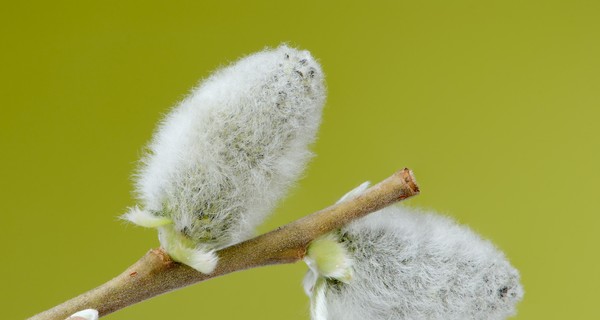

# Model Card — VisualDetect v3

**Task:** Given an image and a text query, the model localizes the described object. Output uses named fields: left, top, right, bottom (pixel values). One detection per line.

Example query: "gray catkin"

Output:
left=305, top=185, right=524, bottom=320
left=124, top=45, right=326, bottom=273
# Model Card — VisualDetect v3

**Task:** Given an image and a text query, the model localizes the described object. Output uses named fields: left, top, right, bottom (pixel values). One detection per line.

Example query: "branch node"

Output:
left=150, top=248, right=173, bottom=265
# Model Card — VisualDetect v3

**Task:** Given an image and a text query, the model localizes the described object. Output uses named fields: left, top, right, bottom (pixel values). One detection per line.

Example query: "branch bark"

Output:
left=30, top=168, right=420, bottom=320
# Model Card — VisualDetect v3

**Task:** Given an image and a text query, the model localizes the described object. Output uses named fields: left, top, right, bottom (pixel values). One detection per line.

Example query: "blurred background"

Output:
left=1, top=0, right=598, bottom=319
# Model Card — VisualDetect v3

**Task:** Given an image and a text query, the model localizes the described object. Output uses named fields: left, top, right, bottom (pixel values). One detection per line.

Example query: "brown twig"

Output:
left=30, top=168, right=419, bottom=320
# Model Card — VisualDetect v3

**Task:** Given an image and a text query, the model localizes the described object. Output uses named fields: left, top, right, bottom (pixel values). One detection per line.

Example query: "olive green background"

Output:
left=1, top=0, right=598, bottom=319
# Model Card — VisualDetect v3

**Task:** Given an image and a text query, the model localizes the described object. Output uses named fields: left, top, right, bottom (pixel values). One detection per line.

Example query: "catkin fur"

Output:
left=305, top=186, right=523, bottom=320
left=125, top=45, right=326, bottom=272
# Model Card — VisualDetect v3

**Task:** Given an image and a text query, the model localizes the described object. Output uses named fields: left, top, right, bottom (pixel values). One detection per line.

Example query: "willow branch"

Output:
left=30, top=168, right=420, bottom=320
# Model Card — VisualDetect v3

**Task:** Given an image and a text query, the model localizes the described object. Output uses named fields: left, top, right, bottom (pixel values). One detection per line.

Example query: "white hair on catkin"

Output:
left=124, top=45, right=326, bottom=273
left=305, top=184, right=523, bottom=320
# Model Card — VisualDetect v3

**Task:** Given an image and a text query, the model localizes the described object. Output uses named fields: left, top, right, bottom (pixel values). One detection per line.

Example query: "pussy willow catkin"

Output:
left=124, top=45, right=326, bottom=273
left=304, top=183, right=523, bottom=320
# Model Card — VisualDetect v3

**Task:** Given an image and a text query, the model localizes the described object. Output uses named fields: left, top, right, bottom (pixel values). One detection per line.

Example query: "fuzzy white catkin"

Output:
left=68, top=309, right=98, bottom=320
left=305, top=184, right=524, bottom=320
left=124, top=45, right=326, bottom=273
